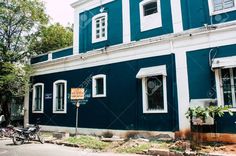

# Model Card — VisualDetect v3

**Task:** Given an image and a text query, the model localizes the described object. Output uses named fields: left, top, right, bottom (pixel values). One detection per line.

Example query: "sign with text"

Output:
left=71, top=88, right=85, bottom=100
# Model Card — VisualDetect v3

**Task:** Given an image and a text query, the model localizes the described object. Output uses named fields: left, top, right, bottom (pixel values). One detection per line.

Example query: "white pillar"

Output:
left=175, top=50, right=190, bottom=132
left=122, top=0, right=131, bottom=43
left=170, top=0, right=183, bottom=33
left=73, top=9, right=80, bottom=55
left=24, top=90, right=29, bottom=128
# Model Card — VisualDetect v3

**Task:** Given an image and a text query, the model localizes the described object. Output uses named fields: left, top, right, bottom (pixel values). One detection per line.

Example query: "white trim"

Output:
left=136, top=65, right=167, bottom=79
left=40, top=125, right=174, bottom=138
left=170, top=0, right=183, bottom=33
left=140, top=65, right=168, bottom=114
left=92, top=74, right=107, bottom=98
left=122, top=0, right=131, bottom=43
left=53, top=80, right=67, bottom=114
left=215, top=69, right=224, bottom=107
left=31, top=22, right=236, bottom=76
left=212, top=56, right=236, bottom=69
left=32, top=83, right=44, bottom=114
left=71, top=0, right=114, bottom=10
left=139, top=0, right=162, bottom=32
left=73, top=9, right=79, bottom=54
left=208, top=0, right=236, bottom=16
left=92, top=13, right=108, bottom=43
left=175, top=50, right=190, bottom=131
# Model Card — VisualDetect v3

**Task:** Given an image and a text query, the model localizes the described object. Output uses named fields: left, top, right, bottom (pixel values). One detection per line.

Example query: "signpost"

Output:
left=71, top=88, right=85, bottom=136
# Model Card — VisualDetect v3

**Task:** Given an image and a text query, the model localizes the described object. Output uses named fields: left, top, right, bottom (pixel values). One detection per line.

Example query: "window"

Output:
left=219, top=68, right=236, bottom=107
left=208, top=0, right=236, bottom=15
left=32, top=83, right=44, bottom=113
left=139, top=0, right=162, bottom=32
left=136, top=65, right=168, bottom=113
left=53, top=80, right=67, bottom=113
left=92, top=13, right=108, bottom=43
left=92, top=74, right=106, bottom=98
left=143, top=1, right=158, bottom=16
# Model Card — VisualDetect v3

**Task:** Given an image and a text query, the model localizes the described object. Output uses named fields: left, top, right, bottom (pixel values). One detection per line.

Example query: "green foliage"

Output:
left=0, top=0, right=49, bottom=62
left=186, top=105, right=233, bottom=120
left=29, top=23, right=73, bottom=54
left=0, top=62, right=33, bottom=97
left=0, top=0, right=48, bottom=123
left=65, top=136, right=109, bottom=150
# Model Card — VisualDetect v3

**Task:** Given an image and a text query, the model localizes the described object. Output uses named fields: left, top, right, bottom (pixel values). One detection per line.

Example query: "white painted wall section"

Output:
left=73, top=9, right=80, bottom=54
left=122, top=0, right=131, bottom=43
left=175, top=50, right=190, bottom=130
left=170, top=0, right=183, bottom=33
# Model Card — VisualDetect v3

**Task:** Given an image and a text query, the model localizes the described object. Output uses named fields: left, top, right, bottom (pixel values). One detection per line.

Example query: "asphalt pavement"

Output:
left=0, top=139, right=144, bottom=156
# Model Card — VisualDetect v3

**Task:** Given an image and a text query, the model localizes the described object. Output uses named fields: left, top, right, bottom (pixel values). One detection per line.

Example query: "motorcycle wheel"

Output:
left=12, top=133, right=24, bottom=145
left=37, top=134, right=44, bottom=144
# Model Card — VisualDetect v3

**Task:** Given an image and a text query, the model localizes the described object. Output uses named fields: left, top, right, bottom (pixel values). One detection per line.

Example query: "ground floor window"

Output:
left=220, top=68, right=236, bottom=107
left=137, top=65, right=168, bottom=113
left=92, top=74, right=106, bottom=98
left=53, top=80, right=67, bottom=113
left=32, top=83, right=44, bottom=113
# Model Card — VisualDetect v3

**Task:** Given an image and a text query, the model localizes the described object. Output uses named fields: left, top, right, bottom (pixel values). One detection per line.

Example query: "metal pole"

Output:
left=75, top=101, right=79, bottom=136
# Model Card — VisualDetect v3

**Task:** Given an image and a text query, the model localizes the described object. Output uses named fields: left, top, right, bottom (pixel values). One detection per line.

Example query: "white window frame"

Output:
left=92, top=13, right=108, bottom=43
left=137, top=65, right=168, bottom=114
left=32, top=83, right=44, bottom=113
left=53, top=80, right=67, bottom=114
left=139, top=0, right=162, bottom=32
left=215, top=68, right=236, bottom=112
left=208, top=0, right=236, bottom=16
left=92, top=74, right=107, bottom=98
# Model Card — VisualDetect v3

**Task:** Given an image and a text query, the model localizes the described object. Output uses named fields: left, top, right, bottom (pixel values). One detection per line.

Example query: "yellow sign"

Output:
left=71, top=88, right=84, bottom=100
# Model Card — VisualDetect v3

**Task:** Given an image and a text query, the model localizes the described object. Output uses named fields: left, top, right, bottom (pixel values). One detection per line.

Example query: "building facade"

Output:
left=27, top=0, right=236, bottom=137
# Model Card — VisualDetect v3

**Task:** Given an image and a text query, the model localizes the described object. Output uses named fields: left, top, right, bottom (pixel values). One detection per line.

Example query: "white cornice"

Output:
left=32, top=21, right=236, bottom=76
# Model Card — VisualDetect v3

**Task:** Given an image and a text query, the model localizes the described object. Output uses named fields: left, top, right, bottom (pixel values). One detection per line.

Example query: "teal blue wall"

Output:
left=31, top=54, right=48, bottom=64
left=29, top=54, right=179, bottom=132
left=79, top=0, right=123, bottom=53
left=130, top=0, right=173, bottom=41
left=187, top=44, right=236, bottom=133
left=181, top=0, right=236, bottom=30
left=52, top=48, right=73, bottom=59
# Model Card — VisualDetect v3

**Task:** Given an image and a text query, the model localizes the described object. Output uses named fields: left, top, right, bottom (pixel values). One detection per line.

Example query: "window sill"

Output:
left=143, top=110, right=168, bottom=114
left=93, top=94, right=106, bottom=98
left=92, top=37, right=107, bottom=44
left=32, top=111, right=44, bottom=114
left=210, top=7, right=236, bottom=16
left=53, top=110, right=67, bottom=114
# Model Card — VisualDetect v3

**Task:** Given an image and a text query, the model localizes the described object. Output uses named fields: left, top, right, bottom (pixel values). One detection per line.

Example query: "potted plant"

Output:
left=186, top=105, right=233, bottom=125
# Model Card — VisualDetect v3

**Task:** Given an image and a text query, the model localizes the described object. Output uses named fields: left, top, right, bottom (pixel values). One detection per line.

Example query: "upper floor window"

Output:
left=92, top=13, right=108, bottom=43
left=209, top=0, right=236, bottom=15
left=92, top=74, right=107, bottom=98
left=143, top=1, right=158, bottom=16
left=136, top=65, right=168, bottom=113
left=53, top=80, right=67, bottom=113
left=32, top=83, right=44, bottom=113
left=139, top=0, right=162, bottom=32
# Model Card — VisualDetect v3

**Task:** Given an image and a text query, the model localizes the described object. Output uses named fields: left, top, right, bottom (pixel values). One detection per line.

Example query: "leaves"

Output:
left=29, top=23, right=73, bottom=54
left=186, top=104, right=234, bottom=120
left=0, top=0, right=49, bottom=62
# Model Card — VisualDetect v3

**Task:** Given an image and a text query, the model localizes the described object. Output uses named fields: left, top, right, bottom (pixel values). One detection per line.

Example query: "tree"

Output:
left=0, top=0, right=48, bottom=124
left=29, top=23, right=73, bottom=54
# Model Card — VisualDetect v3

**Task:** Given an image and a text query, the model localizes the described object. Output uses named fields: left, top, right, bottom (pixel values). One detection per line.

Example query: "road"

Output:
left=0, top=139, right=144, bottom=156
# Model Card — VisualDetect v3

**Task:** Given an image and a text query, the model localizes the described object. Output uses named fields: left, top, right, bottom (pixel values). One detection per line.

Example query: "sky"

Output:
left=42, top=0, right=77, bottom=26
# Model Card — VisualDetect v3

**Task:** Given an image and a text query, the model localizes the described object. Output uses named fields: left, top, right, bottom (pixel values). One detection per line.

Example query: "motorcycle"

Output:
left=0, top=125, right=14, bottom=138
left=12, top=123, right=44, bottom=145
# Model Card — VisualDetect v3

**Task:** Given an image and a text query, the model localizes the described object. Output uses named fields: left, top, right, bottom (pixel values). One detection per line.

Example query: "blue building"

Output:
left=27, top=0, right=236, bottom=139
